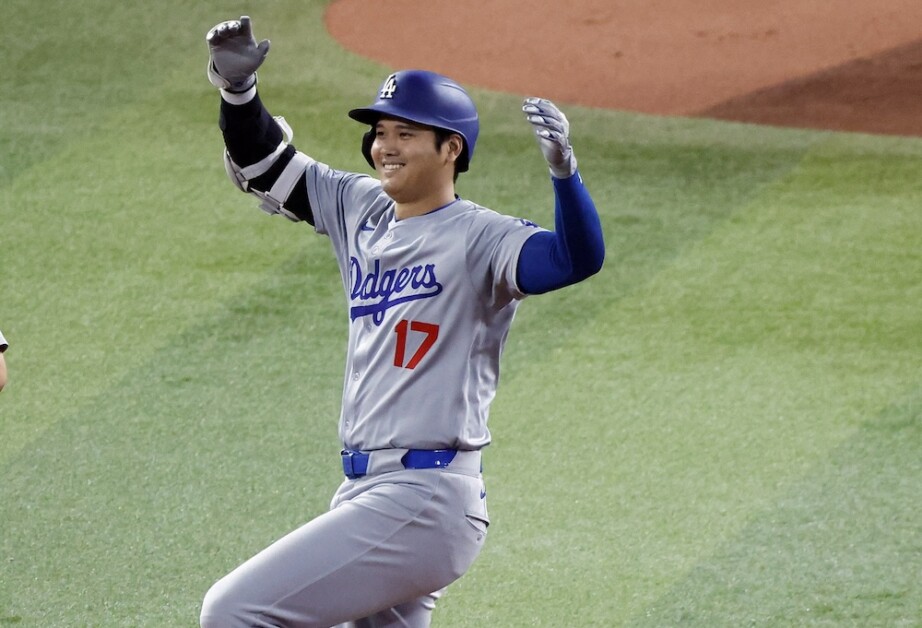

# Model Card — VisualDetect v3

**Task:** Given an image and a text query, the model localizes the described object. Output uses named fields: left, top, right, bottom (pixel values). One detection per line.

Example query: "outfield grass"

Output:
left=1, top=2, right=920, bottom=626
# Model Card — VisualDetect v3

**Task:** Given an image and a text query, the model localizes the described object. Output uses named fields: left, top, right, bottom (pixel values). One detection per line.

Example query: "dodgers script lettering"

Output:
left=349, top=257, right=444, bottom=325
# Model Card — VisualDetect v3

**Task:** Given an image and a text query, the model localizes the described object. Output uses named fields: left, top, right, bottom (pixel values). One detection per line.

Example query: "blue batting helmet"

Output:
left=348, top=70, right=479, bottom=172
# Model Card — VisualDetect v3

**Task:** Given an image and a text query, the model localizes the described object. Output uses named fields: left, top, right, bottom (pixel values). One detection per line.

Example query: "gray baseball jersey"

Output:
left=305, top=157, right=545, bottom=452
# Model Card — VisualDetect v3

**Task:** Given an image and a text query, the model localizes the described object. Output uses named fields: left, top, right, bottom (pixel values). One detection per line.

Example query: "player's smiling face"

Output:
left=371, top=116, right=462, bottom=216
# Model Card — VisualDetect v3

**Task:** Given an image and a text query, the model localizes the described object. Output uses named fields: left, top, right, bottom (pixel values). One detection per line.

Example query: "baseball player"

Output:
left=0, top=329, right=7, bottom=392
left=200, top=16, right=604, bottom=628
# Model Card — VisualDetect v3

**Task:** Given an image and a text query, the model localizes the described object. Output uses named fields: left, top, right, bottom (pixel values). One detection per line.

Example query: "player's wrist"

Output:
left=224, top=73, right=257, bottom=94
left=220, top=83, right=258, bottom=105
left=549, top=154, right=577, bottom=179
left=551, top=167, right=584, bottom=189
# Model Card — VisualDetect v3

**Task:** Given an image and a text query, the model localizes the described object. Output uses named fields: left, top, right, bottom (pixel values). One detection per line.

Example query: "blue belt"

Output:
left=341, top=449, right=458, bottom=479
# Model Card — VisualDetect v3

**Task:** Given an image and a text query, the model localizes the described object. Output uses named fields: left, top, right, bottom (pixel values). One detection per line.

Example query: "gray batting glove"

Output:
left=205, top=16, right=270, bottom=93
left=523, top=97, right=577, bottom=179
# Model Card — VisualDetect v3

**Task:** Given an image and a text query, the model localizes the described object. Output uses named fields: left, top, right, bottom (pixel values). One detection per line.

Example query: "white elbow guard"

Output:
left=222, top=116, right=313, bottom=222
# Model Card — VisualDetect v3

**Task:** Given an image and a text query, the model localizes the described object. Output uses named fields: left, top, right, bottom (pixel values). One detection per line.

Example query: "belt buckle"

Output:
left=402, top=449, right=458, bottom=470
left=341, top=449, right=364, bottom=479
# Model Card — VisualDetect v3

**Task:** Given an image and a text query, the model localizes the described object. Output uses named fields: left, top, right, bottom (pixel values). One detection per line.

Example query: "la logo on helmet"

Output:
left=380, top=74, right=398, bottom=99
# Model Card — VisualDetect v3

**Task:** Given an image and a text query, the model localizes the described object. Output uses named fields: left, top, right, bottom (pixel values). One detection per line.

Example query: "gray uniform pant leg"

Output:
left=337, top=592, right=441, bottom=628
left=200, top=470, right=488, bottom=628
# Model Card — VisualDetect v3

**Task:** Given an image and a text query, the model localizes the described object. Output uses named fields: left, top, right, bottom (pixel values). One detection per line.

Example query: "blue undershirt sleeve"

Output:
left=516, top=172, right=605, bottom=295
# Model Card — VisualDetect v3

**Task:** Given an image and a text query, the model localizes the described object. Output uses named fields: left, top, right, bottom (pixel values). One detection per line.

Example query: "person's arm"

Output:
left=516, top=98, right=604, bottom=294
left=0, top=334, right=8, bottom=392
left=206, top=16, right=313, bottom=223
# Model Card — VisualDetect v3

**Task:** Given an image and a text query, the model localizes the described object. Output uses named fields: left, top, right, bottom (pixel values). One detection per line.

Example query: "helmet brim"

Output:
left=347, top=107, right=383, bottom=126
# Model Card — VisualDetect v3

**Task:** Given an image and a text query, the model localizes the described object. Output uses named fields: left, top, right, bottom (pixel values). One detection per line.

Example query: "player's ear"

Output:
left=445, top=134, right=463, bottom=164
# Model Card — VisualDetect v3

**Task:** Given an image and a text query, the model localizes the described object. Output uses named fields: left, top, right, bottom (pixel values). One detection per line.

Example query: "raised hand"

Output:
left=205, top=16, right=270, bottom=93
left=522, top=97, right=577, bottom=179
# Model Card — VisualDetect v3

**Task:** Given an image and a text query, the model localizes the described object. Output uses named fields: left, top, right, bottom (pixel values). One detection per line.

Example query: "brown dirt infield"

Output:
left=325, top=0, right=922, bottom=137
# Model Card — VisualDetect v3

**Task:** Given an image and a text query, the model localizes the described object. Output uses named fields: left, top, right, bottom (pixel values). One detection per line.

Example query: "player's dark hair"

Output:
left=433, top=128, right=464, bottom=182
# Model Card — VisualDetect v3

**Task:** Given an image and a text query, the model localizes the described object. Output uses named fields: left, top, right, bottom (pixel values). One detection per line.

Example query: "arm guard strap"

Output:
left=219, top=92, right=313, bottom=223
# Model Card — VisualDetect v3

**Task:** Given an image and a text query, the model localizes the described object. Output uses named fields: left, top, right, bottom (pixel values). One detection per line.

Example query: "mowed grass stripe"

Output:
left=0, top=89, right=312, bottom=462
left=633, top=389, right=922, bottom=627
left=616, top=141, right=922, bottom=627
left=0, top=0, right=255, bottom=186
left=0, top=0, right=302, bottom=460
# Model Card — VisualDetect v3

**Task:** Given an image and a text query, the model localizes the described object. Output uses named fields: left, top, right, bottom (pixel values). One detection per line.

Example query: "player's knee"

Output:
left=200, top=577, right=249, bottom=628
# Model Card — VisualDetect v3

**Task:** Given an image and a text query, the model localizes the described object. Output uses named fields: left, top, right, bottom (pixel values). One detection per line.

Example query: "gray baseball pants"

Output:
left=200, top=453, right=487, bottom=627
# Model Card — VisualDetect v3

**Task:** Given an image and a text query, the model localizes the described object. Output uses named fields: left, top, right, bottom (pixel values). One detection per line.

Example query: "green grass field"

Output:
left=2, top=1, right=920, bottom=626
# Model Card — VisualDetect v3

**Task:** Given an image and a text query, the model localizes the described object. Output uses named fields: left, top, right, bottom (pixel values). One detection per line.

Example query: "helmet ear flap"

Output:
left=456, top=145, right=470, bottom=173
left=361, top=128, right=375, bottom=169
